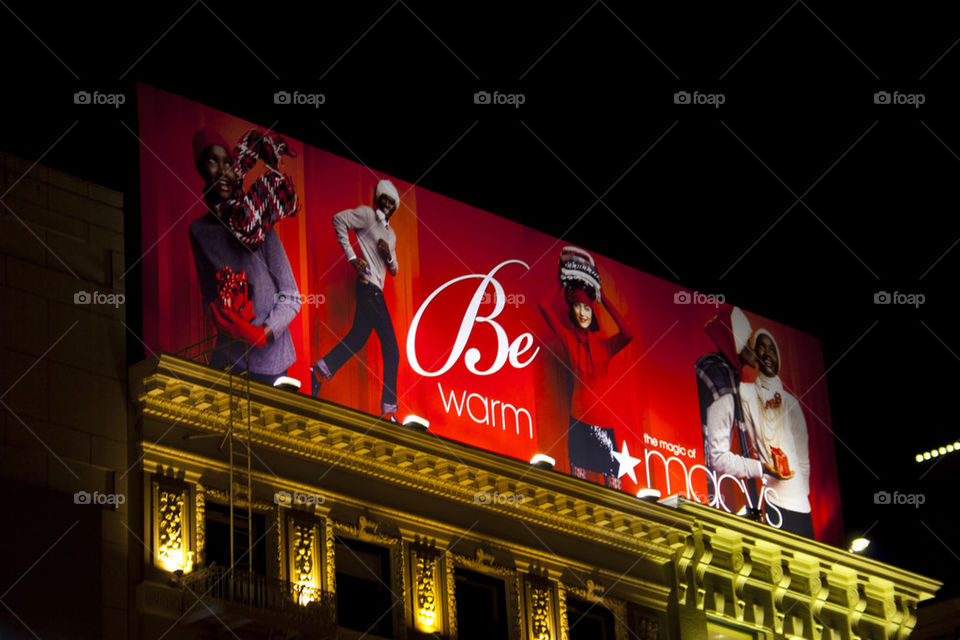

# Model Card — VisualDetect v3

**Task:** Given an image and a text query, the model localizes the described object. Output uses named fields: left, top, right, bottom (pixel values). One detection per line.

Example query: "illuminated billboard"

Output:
left=137, top=84, right=842, bottom=544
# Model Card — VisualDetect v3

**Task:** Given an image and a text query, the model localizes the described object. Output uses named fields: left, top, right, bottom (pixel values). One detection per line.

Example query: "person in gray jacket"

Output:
left=311, top=180, right=400, bottom=423
left=188, top=128, right=301, bottom=385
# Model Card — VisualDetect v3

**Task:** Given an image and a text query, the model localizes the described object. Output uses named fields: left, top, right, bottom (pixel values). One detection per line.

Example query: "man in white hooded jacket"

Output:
left=739, top=328, right=814, bottom=538
left=311, top=180, right=401, bottom=422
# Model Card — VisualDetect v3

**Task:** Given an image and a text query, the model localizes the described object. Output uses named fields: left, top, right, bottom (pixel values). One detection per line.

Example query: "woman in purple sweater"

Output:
left=188, top=128, right=301, bottom=385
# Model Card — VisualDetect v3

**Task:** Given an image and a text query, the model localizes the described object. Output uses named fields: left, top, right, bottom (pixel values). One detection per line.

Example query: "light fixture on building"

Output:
left=529, top=454, right=556, bottom=469
left=402, top=414, right=430, bottom=431
left=416, top=608, right=438, bottom=633
left=273, top=376, right=301, bottom=392
left=636, top=488, right=662, bottom=502
left=915, top=441, right=960, bottom=463
left=849, top=538, right=871, bottom=554
left=294, top=579, right=319, bottom=606
left=657, top=494, right=683, bottom=509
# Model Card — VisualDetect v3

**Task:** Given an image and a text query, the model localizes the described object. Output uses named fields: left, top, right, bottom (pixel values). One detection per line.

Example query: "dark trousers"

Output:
left=322, top=279, right=399, bottom=412
left=567, top=417, right=618, bottom=476
left=775, top=507, right=815, bottom=538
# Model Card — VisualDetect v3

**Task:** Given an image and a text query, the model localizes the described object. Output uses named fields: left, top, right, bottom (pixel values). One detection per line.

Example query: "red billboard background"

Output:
left=138, top=84, right=842, bottom=545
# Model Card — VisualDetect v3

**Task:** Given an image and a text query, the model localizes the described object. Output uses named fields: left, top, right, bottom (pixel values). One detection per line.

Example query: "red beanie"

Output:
left=192, top=128, right=230, bottom=169
left=565, top=287, right=593, bottom=306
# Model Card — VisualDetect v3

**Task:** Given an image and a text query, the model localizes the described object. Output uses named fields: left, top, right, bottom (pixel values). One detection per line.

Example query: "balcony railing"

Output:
left=180, top=565, right=336, bottom=627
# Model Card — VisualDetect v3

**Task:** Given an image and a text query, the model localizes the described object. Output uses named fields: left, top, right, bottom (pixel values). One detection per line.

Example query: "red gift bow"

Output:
left=216, top=266, right=250, bottom=318
left=764, top=391, right=782, bottom=410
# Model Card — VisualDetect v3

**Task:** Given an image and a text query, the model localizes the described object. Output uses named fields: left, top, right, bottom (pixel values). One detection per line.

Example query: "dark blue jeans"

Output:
left=321, top=279, right=399, bottom=413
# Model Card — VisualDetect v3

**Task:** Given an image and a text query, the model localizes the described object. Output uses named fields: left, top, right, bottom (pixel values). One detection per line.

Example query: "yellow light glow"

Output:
left=948, top=445, right=955, bottom=453
left=931, top=449, right=940, bottom=457
left=939, top=447, right=947, bottom=454
left=159, top=548, right=194, bottom=573
left=916, top=454, right=924, bottom=462
left=417, top=608, right=437, bottom=633
left=295, top=579, right=318, bottom=605
left=924, top=452, right=932, bottom=460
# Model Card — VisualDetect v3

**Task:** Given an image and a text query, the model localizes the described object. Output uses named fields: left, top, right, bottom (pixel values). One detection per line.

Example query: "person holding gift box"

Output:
left=539, top=247, right=632, bottom=490
left=739, top=328, right=813, bottom=538
left=188, top=128, right=302, bottom=385
left=697, top=306, right=796, bottom=512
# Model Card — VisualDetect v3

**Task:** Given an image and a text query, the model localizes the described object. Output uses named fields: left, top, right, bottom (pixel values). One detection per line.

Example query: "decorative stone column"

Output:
left=153, top=480, right=193, bottom=573
left=524, top=572, right=557, bottom=640
left=411, top=542, right=442, bottom=634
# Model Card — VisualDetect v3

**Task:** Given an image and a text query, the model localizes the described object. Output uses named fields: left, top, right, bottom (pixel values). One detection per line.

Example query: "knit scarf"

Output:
left=212, top=129, right=299, bottom=250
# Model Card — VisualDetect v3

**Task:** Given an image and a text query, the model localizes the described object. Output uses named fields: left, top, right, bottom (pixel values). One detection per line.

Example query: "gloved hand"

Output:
left=210, top=301, right=266, bottom=348
left=233, top=129, right=298, bottom=177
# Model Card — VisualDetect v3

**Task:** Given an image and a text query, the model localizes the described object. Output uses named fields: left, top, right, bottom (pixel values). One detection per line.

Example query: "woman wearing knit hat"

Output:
left=539, top=247, right=633, bottom=489
left=188, top=127, right=302, bottom=385
left=696, top=306, right=767, bottom=511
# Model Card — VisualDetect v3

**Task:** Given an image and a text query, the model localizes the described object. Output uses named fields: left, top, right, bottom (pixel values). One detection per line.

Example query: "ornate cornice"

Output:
left=131, top=355, right=941, bottom=640
left=132, top=355, right=689, bottom=567
left=672, top=499, right=939, bottom=640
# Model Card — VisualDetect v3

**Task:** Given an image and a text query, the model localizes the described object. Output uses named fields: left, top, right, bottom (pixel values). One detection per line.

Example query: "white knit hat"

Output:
left=375, top=179, right=399, bottom=205
left=731, top=307, right=752, bottom=355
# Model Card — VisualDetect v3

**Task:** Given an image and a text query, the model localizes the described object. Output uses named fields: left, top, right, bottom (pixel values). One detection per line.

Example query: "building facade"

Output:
left=129, top=353, right=940, bottom=640
left=0, top=152, right=941, bottom=640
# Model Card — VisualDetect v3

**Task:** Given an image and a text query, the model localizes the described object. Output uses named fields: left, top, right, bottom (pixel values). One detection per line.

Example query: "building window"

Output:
left=454, top=568, right=509, bottom=640
left=334, top=535, right=393, bottom=637
left=203, top=501, right=267, bottom=576
left=567, top=596, right=616, bottom=640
